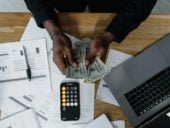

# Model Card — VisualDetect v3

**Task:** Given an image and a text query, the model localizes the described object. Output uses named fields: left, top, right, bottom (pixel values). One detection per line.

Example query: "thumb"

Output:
left=65, top=47, right=77, bottom=67
left=85, top=51, right=96, bottom=66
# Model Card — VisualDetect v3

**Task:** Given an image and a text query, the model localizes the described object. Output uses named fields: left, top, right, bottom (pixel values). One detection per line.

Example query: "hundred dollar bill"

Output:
left=85, top=57, right=109, bottom=82
left=73, top=38, right=91, bottom=63
left=66, top=62, right=87, bottom=79
left=73, top=48, right=86, bottom=63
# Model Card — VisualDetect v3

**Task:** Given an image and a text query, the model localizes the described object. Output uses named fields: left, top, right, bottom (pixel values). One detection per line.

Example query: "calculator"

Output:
left=60, top=81, right=80, bottom=121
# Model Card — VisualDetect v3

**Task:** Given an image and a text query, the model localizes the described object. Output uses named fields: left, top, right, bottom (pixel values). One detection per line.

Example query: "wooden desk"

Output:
left=1, top=13, right=170, bottom=128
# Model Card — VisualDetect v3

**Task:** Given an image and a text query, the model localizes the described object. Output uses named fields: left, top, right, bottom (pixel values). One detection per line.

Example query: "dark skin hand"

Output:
left=52, top=32, right=77, bottom=74
left=85, top=31, right=114, bottom=65
left=43, top=19, right=77, bottom=74
left=43, top=19, right=114, bottom=74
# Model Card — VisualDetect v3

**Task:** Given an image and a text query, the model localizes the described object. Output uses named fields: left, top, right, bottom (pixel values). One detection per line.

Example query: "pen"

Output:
left=23, top=46, right=32, bottom=81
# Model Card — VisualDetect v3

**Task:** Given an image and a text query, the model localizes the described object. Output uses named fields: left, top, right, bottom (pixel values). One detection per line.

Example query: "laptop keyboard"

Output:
left=125, top=67, right=170, bottom=116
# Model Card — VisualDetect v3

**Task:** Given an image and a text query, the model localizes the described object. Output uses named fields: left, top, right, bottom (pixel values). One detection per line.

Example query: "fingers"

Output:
left=52, top=33, right=77, bottom=74
left=85, top=39, right=106, bottom=65
left=64, top=47, right=77, bottom=67
left=53, top=51, right=67, bottom=74
left=53, top=50, right=77, bottom=75
left=85, top=50, right=96, bottom=65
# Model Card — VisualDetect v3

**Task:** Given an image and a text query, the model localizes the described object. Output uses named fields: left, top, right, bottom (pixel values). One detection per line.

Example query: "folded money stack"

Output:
left=66, top=38, right=109, bottom=82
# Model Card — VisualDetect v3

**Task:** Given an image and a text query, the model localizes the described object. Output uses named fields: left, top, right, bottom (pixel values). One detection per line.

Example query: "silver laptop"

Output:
left=104, top=34, right=170, bottom=128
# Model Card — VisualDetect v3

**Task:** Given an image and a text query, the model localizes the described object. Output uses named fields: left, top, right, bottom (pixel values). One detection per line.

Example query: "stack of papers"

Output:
left=0, top=38, right=51, bottom=97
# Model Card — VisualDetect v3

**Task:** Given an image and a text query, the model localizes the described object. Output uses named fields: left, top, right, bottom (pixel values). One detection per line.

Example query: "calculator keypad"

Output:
left=60, top=82, right=80, bottom=121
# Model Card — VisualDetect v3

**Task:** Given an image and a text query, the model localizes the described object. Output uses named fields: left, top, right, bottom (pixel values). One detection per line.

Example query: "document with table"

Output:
left=0, top=38, right=51, bottom=97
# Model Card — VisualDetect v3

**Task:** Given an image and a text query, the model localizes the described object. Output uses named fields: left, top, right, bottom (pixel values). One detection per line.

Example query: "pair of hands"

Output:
left=52, top=31, right=113, bottom=74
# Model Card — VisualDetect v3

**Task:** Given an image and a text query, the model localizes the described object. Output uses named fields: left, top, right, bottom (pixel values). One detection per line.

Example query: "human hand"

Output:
left=85, top=31, right=114, bottom=65
left=52, top=32, right=77, bottom=74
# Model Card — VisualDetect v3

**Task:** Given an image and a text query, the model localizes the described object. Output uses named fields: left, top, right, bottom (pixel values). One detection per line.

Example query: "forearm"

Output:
left=43, top=19, right=63, bottom=39
left=105, top=0, right=157, bottom=43
left=24, top=0, right=57, bottom=28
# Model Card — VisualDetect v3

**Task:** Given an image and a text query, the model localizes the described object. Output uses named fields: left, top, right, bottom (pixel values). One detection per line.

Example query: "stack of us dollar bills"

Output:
left=66, top=38, right=109, bottom=82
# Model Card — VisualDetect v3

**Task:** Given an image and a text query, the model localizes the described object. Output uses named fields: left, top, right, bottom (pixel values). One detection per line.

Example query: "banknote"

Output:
left=85, top=57, right=109, bottom=82
left=66, top=38, right=109, bottom=82
left=73, top=38, right=91, bottom=63
left=66, top=62, right=87, bottom=79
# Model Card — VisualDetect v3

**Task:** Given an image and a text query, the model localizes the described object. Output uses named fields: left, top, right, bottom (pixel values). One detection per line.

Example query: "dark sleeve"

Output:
left=105, top=0, right=157, bottom=43
left=24, top=0, right=57, bottom=28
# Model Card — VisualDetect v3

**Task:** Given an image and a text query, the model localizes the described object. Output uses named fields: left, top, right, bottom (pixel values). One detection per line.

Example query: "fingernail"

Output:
left=85, top=60, right=89, bottom=65
left=73, top=62, right=77, bottom=67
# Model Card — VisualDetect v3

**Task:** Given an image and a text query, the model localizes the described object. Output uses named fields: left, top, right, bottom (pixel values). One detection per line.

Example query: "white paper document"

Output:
left=96, top=49, right=132, bottom=106
left=0, top=98, right=25, bottom=119
left=0, top=109, right=41, bottom=128
left=167, top=112, right=170, bottom=118
left=9, top=94, right=55, bottom=121
left=0, top=38, right=51, bottom=97
left=83, top=114, right=113, bottom=128
left=111, top=120, right=125, bottom=128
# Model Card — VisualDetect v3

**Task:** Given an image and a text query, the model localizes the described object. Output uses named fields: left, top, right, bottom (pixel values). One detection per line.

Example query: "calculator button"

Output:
left=62, top=103, right=66, bottom=107
left=60, top=82, right=80, bottom=120
left=74, top=103, right=78, bottom=106
left=62, top=95, right=66, bottom=99
left=62, top=91, right=66, bottom=95
left=62, top=99, right=66, bottom=102
left=62, top=87, right=66, bottom=91
left=66, top=103, right=70, bottom=106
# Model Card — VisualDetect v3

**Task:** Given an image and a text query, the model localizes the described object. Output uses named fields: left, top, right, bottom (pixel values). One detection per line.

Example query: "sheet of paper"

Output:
left=0, top=98, right=25, bottom=119
left=82, top=114, right=113, bottom=128
left=0, top=109, right=41, bottom=128
left=111, top=120, right=125, bottom=128
left=0, top=38, right=51, bottom=97
left=97, top=79, right=119, bottom=106
left=96, top=49, right=132, bottom=106
left=167, top=112, right=170, bottom=118
left=0, top=97, right=48, bottom=128
left=0, top=42, right=31, bottom=82
left=10, top=94, right=55, bottom=121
